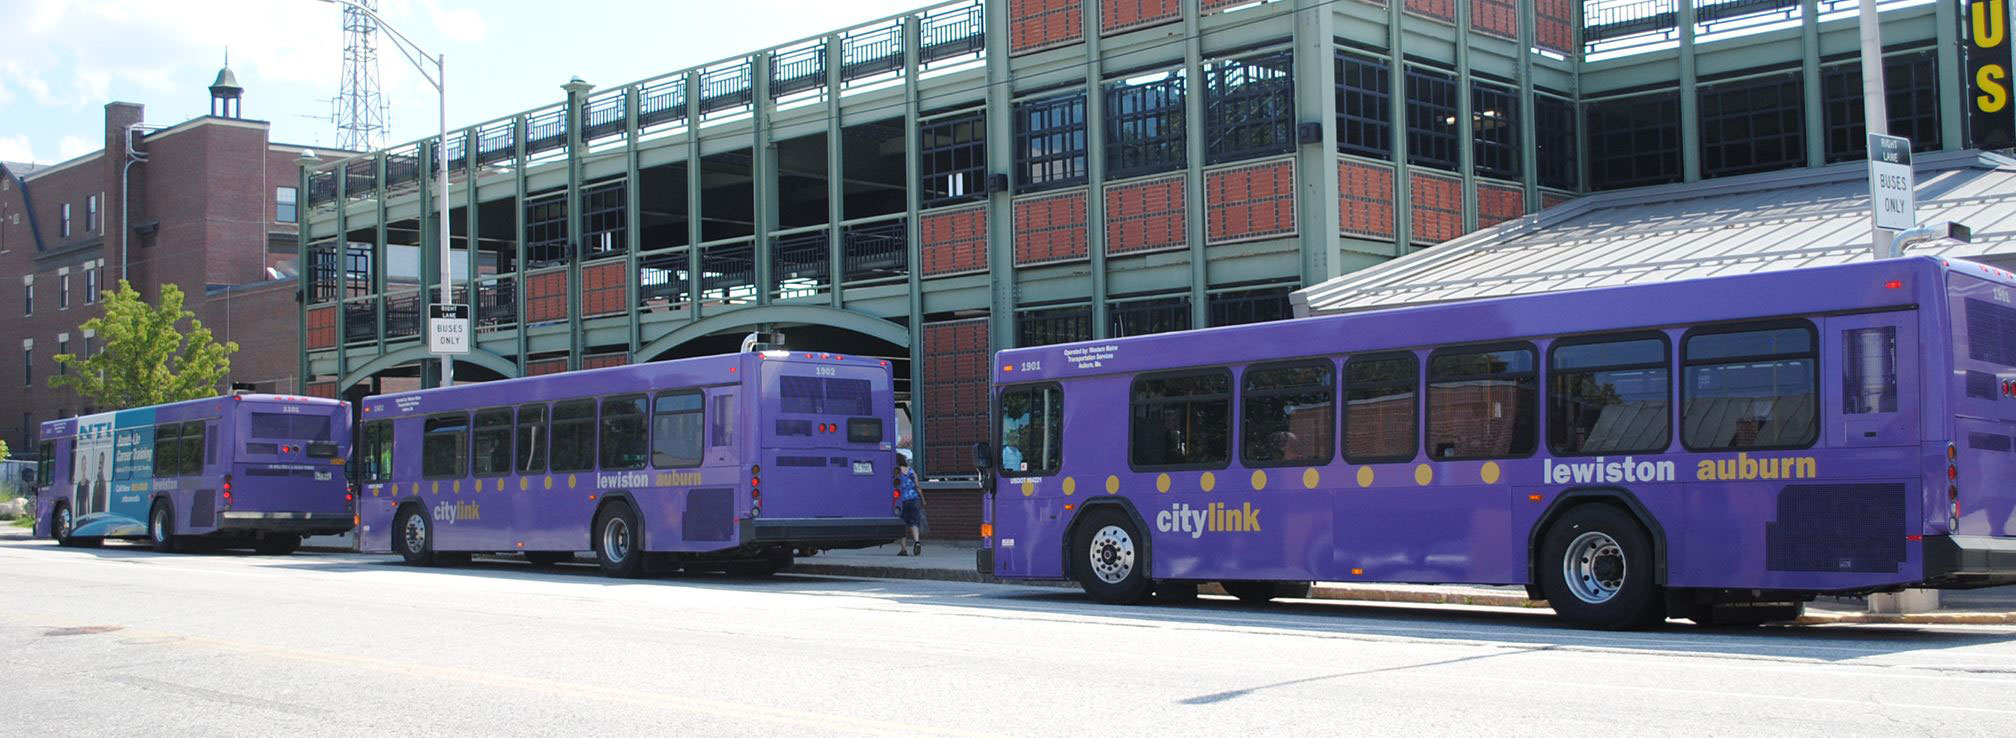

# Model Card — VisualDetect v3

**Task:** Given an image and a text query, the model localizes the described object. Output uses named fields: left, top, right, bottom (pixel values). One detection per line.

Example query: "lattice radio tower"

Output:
left=333, top=0, right=389, bottom=151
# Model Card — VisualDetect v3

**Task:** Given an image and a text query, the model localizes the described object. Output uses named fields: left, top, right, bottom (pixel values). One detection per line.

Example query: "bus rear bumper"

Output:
left=1922, top=535, right=2016, bottom=589
left=216, top=512, right=355, bottom=534
left=742, top=516, right=905, bottom=549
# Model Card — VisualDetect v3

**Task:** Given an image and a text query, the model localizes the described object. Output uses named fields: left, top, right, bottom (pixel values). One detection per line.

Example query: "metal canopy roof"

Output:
left=1294, top=150, right=2016, bottom=316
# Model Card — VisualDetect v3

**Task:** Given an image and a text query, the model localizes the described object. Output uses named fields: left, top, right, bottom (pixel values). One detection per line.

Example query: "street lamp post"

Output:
left=318, top=0, right=455, bottom=386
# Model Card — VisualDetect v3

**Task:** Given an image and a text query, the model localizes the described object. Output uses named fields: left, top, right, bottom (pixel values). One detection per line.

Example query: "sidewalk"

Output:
left=794, top=540, right=2016, bottom=625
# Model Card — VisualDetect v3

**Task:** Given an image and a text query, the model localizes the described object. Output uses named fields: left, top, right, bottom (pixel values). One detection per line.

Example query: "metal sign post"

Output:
left=1867, top=133, right=1915, bottom=258
left=428, top=303, right=472, bottom=356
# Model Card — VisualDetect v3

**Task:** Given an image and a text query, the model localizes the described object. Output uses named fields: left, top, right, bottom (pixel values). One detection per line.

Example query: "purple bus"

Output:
left=28, top=394, right=355, bottom=554
left=352, top=350, right=905, bottom=577
left=978, top=256, right=2016, bottom=628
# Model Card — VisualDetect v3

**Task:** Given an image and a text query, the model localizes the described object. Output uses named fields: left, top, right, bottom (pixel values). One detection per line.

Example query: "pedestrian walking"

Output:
left=895, top=454, right=924, bottom=556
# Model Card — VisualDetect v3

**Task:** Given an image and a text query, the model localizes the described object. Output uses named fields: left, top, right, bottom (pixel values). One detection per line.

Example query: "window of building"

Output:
left=277, top=186, right=299, bottom=223
left=1426, top=345, right=1537, bottom=460
left=1129, top=370, right=1232, bottom=469
left=83, top=266, right=97, bottom=305
left=1405, top=66, right=1461, bottom=171
left=1534, top=94, right=1578, bottom=191
left=21, top=346, right=29, bottom=386
left=999, top=383, right=1063, bottom=474
left=56, top=338, right=66, bottom=375
left=61, top=203, right=71, bottom=238
left=1335, top=52, right=1391, bottom=160
left=1110, top=295, right=1191, bottom=337
left=1699, top=74, right=1804, bottom=178
left=1105, top=70, right=1187, bottom=179
left=1208, top=286, right=1294, bottom=327
left=1822, top=51, right=1941, bottom=163
left=1016, top=305, right=1092, bottom=347
left=1587, top=91, right=1682, bottom=190
left=1241, top=361, right=1334, bottom=467
left=85, top=195, right=97, bottom=232
left=550, top=400, right=597, bottom=472
left=22, top=279, right=32, bottom=316
left=1548, top=334, right=1671, bottom=456
left=515, top=404, right=548, bottom=474
left=711, top=394, right=737, bottom=448
left=525, top=195, right=569, bottom=268
left=921, top=110, right=987, bottom=207
left=471, top=408, right=513, bottom=476
left=1203, top=50, right=1295, bottom=164
left=598, top=394, right=648, bottom=470
left=1681, top=323, right=1818, bottom=450
left=1343, top=353, right=1416, bottom=463
left=652, top=391, right=704, bottom=468
left=1014, top=92, right=1088, bottom=191
left=422, top=414, right=469, bottom=478
left=59, top=273, right=69, bottom=310
left=360, top=421, right=394, bottom=483
left=582, top=181, right=627, bottom=258
left=1472, top=82, right=1520, bottom=180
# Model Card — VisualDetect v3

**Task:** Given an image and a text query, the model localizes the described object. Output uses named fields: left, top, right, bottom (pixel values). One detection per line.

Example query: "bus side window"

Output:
left=550, top=401, right=597, bottom=473
left=599, top=395, right=649, bottom=471
left=422, top=414, right=469, bottom=478
left=361, top=421, right=393, bottom=483
left=1240, top=362, right=1334, bottom=467
left=181, top=422, right=206, bottom=474
left=205, top=422, right=216, bottom=467
left=471, top=409, right=513, bottom=476
left=999, top=384, right=1064, bottom=474
left=153, top=424, right=180, bottom=478
left=516, top=404, right=548, bottom=474
left=1425, top=345, right=1538, bottom=460
left=1681, top=323, right=1818, bottom=450
left=37, top=441, right=54, bottom=487
left=711, top=394, right=736, bottom=449
left=1547, top=334, right=1670, bottom=456
left=652, top=391, right=704, bottom=468
left=1129, top=370, right=1232, bottom=469
left=1342, top=353, right=1418, bottom=464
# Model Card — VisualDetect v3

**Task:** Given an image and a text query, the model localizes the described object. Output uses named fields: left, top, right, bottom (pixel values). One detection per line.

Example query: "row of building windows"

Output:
left=1000, top=320, right=1823, bottom=475
left=360, top=390, right=748, bottom=482
left=58, top=195, right=99, bottom=239
left=20, top=263, right=104, bottom=319
left=22, top=332, right=99, bottom=387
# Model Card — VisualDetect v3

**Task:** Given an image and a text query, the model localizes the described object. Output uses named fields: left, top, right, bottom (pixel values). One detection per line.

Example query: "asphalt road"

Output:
left=4, top=539, right=2015, bottom=736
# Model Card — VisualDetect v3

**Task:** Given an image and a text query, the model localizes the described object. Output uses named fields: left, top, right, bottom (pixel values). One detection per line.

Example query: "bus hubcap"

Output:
left=57, top=509, right=71, bottom=538
left=1564, top=531, right=1626, bottom=604
left=603, top=518, right=631, bottom=563
left=1088, top=526, right=1135, bottom=584
left=152, top=509, right=166, bottom=541
left=404, top=515, right=427, bottom=554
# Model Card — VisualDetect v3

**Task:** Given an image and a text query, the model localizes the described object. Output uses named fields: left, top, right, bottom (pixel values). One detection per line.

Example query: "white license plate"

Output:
left=852, top=461, right=873, bottom=476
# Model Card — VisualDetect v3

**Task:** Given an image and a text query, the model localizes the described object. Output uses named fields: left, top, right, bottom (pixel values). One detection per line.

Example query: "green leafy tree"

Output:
left=0, top=438, right=9, bottom=462
left=50, top=280, right=238, bottom=409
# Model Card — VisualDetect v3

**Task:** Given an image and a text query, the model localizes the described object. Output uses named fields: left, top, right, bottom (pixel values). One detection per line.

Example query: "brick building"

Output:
left=1, top=67, right=345, bottom=452
left=299, top=0, right=2004, bottom=539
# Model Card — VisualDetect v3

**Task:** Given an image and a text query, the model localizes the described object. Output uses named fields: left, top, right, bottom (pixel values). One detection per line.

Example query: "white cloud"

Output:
left=0, top=134, right=39, bottom=164
left=423, top=0, right=487, bottom=45
left=57, top=136, right=95, bottom=160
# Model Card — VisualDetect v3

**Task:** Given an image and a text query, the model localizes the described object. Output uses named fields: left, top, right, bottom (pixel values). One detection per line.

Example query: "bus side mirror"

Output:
left=971, top=442, right=993, bottom=472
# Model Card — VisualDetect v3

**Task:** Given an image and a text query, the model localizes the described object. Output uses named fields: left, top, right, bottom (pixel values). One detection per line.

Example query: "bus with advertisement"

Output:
left=29, top=394, right=355, bottom=554
left=351, top=349, right=906, bottom=577
left=977, top=256, right=2016, bottom=629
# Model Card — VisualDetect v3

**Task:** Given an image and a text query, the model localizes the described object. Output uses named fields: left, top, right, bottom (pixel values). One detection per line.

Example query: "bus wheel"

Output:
left=1071, top=508, right=1153, bottom=605
left=1539, top=505, right=1664, bottom=630
left=594, top=501, right=646, bottom=579
left=395, top=506, right=437, bottom=566
left=1221, top=581, right=1312, bottom=604
left=254, top=535, right=302, bottom=556
left=52, top=503, right=78, bottom=547
left=524, top=551, right=571, bottom=567
left=148, top=501, right=179, bottom=553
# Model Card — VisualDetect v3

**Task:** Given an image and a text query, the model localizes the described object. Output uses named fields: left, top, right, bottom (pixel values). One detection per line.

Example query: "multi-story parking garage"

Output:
left=297, top=0, right=2006, bottom=535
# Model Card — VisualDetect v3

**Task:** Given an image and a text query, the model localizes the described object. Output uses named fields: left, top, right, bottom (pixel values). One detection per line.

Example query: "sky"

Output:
left=0, top=0, right=927, bottom=165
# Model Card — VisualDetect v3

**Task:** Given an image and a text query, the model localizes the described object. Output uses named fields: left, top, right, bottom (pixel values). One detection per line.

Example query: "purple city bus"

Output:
left=352, top=350, right=906, bottom=577
left=978, top=256, right=2016, bottom=628
left=28, top=394, right=355, bottom=554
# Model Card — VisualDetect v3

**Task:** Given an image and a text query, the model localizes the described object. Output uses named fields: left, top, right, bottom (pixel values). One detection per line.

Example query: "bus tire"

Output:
left=1071, top=507, right=1153, bottom=605
left=1539, top=504, right=1665, bottom=630
left=148, top=500, right=179, bottom=553
left=254, top=535, right=302, bottom=556
left=594, top=501, right=646, bottom=579
left=52, top=502, right=80, bottom=547
left=525, top=551, right=571, bottom=567
left=395, top=505, right=437, bottom=567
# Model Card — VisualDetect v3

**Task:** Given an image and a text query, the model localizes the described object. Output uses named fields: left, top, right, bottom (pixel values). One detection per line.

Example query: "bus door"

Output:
left=1826, top=311, right=1918, bottom=448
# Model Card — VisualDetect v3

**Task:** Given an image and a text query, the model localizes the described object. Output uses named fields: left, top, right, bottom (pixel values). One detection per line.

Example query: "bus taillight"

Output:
left=750, top=465, right=762, bottom=516
left=222, top=475, right=234, bottom=509
left=1948, top=444, right=1961, bottom=530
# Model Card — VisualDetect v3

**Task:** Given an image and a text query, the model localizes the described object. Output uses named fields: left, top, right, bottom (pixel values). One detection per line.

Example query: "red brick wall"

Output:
left=921, top=318, right=989, bottom=478
left=1105, top=175, right=1186, bottom=255
left=525, top=270, right=567, bottom=323
left=1536, top=0, right=1577, bottom=54
left=526, top=357, right=568, bottom=376
left=1410, top=171, right=1463, bottom=245
left=198, top=281, right=301, bottom=394
left=920, top=487, right=982, bottom=541
left=1014, top=190, right=1089, bottom=265
left=1475, top=182, right=1526, bottom=230
left=306, top=382, right=337, bottom=399
left=1405, top=0, right=1455, bottom=23
left=582, top=352, right=627, bottom=369
left=307, top=304, right=337, bottom=350
left=1472, top=0, right=1520, bottom=39
left=1101, top=0, right=1180, bottom=34
left=1010, top=0, right=1083, bottom=55
left=920, top=205, right=989, bottom=276
left=1205, top=158, right=1296, bottom=245
left=1201, top=0, right=1253, bottom=13
left=580, top=260, right=627, bottom=317
left=1338, top=160, right=1396, bottom=239
left=1541, top=192, right=1575, bottom=211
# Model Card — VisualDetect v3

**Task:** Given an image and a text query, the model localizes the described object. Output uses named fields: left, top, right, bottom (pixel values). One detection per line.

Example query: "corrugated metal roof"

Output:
left=1295, top=150, right=2016, bottom=315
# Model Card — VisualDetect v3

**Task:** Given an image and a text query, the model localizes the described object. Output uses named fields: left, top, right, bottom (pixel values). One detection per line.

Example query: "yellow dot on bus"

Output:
left=1249, top=470, right=1266, bottom=490
left=1155, top=473, right=1171, bottom=493
left=474, top=479, right=483, bottom=493
left=567, top=474, right=578, bottom=490
left=1062, top=477, right=1077, bottom=496
left=543, top=476, right=553, bottom=490
left=1303, top=468, right=1320, bottom=489
left=430, top=481, right=439, bottom=494
left=1105, top=475, right=1120, bottom=494
left=453, top=480, right=461, bottom=494
left=1020, top=479, right=1035, bottom=497
left=519, top=477, right=528, bottom=491
left=1201, top=471, right=1217, bottom=492
left=1415, top=464, right=1433, bottom=486
left=1356, top=467, right=1374, bottom=488
left=1481, top=461, right=1502, bottom=485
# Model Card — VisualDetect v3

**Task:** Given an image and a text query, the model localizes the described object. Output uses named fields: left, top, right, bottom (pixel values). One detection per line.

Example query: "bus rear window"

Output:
left=847, top=417, right=884, bottom=444
left=250, top=412, right=332, bottom=441
left=779, top=375, right=872, bottom=415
